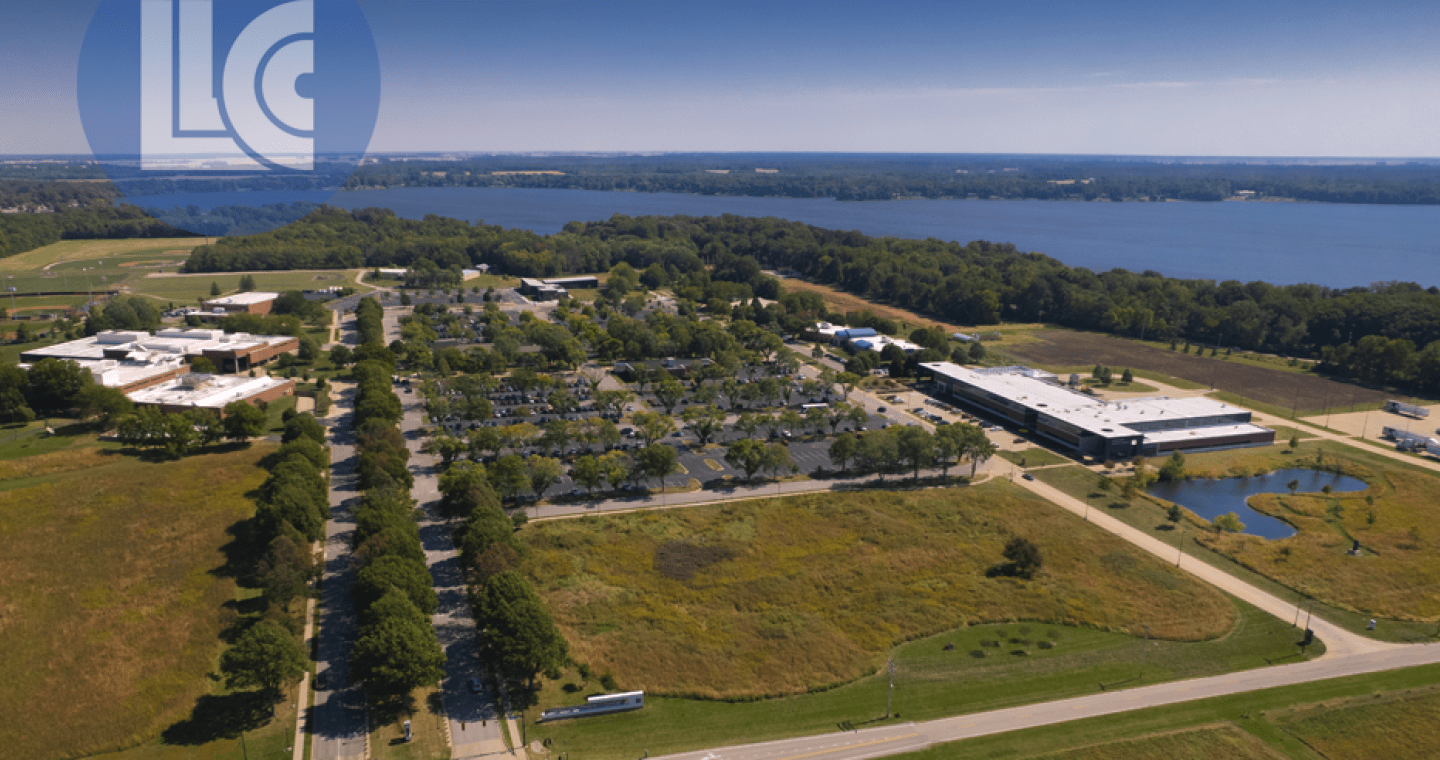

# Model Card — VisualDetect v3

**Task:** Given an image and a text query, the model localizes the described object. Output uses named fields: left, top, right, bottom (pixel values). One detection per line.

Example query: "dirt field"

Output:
left=1005, top=331, right=1390, bottom=413
left=779, top=278, right=967, bottom=334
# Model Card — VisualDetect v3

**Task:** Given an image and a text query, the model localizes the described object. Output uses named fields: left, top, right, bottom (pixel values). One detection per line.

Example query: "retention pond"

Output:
left=1147, top=468, right=1367, bottom=540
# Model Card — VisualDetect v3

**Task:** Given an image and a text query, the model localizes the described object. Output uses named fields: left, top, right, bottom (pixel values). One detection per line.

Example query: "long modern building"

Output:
left=22, top=328, right=299, bottom=374
left=921, top=362, right=1274, bottom=460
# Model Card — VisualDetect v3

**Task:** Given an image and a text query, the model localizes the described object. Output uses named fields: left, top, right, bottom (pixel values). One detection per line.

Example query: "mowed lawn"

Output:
left=1023, top=724, right=1284, bottom=760
left=0, top=436, right=276, bottom=760
left=1273, top=686, right=1440, bottom=759
left=0, top=238, right=201, bottom=272
left=521, top=481, right=1236, bottom=702
left=128, top=270, right=357, bottom=303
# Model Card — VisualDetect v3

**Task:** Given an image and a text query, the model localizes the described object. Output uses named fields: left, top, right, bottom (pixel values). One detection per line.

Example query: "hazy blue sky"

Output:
left=3, top=0, right=1438, bottom=156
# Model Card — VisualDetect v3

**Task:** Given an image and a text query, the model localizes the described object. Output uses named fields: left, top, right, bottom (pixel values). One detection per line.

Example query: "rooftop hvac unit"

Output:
left=181, top=373, right=215, bottom=389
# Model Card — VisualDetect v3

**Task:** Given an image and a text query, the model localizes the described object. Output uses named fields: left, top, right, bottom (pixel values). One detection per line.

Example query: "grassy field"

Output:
left=1035, top=442, right=1440, bottom=634
left=85, top=680, right=303, bottom=760
left=890, top=663, right=1440, bottom=760
left=0, top=434, right=278, bottom=760
left=1025, top=724, right=1284, bottom=760
left=129, top=271, right=354, bottom=303
left=527, top=596, right=1315, bottom=760
left=1081, top=377, right=1161, bottom=394
left=521, top=483, right=1235, bottom=702
left=998, top=447, right=1073, bottom=467
left=369, top=684, right=451, bottom=760
left=0, top=238, right=200, bottom=272
left=1271, top=684, right=1440, bottom=759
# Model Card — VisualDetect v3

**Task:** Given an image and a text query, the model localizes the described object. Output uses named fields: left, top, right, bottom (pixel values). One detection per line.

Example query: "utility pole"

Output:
left=885, top=658, right=895, bottom=719
left=1139, top=624, right=1151, bottom=680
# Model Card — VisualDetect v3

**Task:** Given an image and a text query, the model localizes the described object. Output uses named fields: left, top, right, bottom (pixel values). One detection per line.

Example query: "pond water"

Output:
left=1146, top=468, right=1368, bottom=540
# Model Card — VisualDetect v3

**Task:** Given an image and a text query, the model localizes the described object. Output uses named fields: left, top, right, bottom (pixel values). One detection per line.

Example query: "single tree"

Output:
left=829, top=432, right=858, bottom=472
left=571, top=455, right=603, bottom=495
left=636, top=444, right=680, bottom=492
left=527, top=456, right=564, bottom=500
left=1214, top=512, right=1247, bottom=533
left=1002, top=537, right=1043, bottom=579
left=220, top=620, right=307, bottom=701
left=1166, top=504, right=1183, bottom=527
left=222, top=400, right=269, bottom=442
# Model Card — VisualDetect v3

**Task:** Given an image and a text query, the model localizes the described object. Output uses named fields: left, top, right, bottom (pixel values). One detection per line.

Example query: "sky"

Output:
left=2, top=0, right=1439, bottom=157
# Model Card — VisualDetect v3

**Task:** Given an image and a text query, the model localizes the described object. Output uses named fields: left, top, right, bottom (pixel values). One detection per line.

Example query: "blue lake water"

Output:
left=322, top=187, right=1440, bottom=289
left=1147, top=468, right=1368, bottom=540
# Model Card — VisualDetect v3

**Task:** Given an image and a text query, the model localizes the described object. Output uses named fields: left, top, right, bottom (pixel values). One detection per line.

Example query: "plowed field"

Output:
left=1006, top=330, right=1389, bottom=413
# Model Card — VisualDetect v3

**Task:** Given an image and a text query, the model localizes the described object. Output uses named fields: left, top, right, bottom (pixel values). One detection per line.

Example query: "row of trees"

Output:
left=826, top=422, right=998, bottom=480
left=112, top=400, right=268, bottom=458
left=437, top=450, right=571, bottom=701
left=344, top=324, right=448, bottom=696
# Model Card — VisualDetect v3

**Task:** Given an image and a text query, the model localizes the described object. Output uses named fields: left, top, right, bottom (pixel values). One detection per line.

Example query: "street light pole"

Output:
left=1175, top=528, right=1186, bottom=567
left=1140, top=624, right=1151, bottom=680
left=1293, top=584, right=1307, bottom=627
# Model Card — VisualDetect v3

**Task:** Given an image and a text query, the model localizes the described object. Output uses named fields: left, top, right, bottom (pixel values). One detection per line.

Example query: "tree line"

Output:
left=184, top=206, right=1440, bottom=394
left=340, top=154, right=1440, bottom=205
left=0, top=204, right=193, bottom=259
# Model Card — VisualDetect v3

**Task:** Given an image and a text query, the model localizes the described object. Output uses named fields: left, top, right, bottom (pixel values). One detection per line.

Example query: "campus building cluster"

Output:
left=808, top=323, right=922, bottom=354
left=921, top=362, right=1275, bottom=461
left=21, top=328, right=300, bottom=412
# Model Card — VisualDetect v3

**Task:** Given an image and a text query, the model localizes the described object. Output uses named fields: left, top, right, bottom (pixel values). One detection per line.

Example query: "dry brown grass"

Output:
left=779, top=278, right=966, bottom=333
left=0, top=441, right=275, bottom=760
left=520, top=482, right=1233, bottom=700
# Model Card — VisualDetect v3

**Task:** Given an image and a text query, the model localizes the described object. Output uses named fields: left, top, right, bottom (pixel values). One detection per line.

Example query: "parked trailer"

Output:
left=1382, top=427, right=1432, bottom=444
left=1428, top=441, right=1440, bottom=458
left=539, top=691, right=645, bottom=722
left=1384, top=400, right=1430, bottom=418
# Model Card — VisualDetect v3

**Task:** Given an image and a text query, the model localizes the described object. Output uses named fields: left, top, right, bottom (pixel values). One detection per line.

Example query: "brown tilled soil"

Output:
left=1005, top=330, right=1390, bottom=413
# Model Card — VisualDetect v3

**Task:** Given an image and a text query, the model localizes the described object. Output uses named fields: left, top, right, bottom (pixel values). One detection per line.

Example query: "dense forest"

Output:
left=0, top=204, right=194, bottom=258
left=182, top=207, right=1440, bottom=393
left=341, top=154, right=1440, bottom=205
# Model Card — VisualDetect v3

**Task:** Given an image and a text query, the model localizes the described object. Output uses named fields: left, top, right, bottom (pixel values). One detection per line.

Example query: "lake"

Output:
left=1147, top=468, right=1368, bottom=540
left=326, top=186, right=1440, bottom=289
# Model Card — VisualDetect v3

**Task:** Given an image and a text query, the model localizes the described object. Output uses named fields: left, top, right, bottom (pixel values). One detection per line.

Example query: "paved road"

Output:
left=386, top=308, right=512, bottom=759
left=653, top=642, right=1440, bottom=760
left=311, top=311, right=369, bottom=760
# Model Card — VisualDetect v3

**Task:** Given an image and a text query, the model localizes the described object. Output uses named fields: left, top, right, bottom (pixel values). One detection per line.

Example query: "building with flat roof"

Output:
left=22, top=328, right=298, bottom=374
left=201, top=291, right=279, bottom=315
left=517, top=276, right=601, bottom=301
left=127, top=373, right=295, bottom=415
left=852, top=335, right=923, bottom=355
left=921, top=362, right=1274, bottom=460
